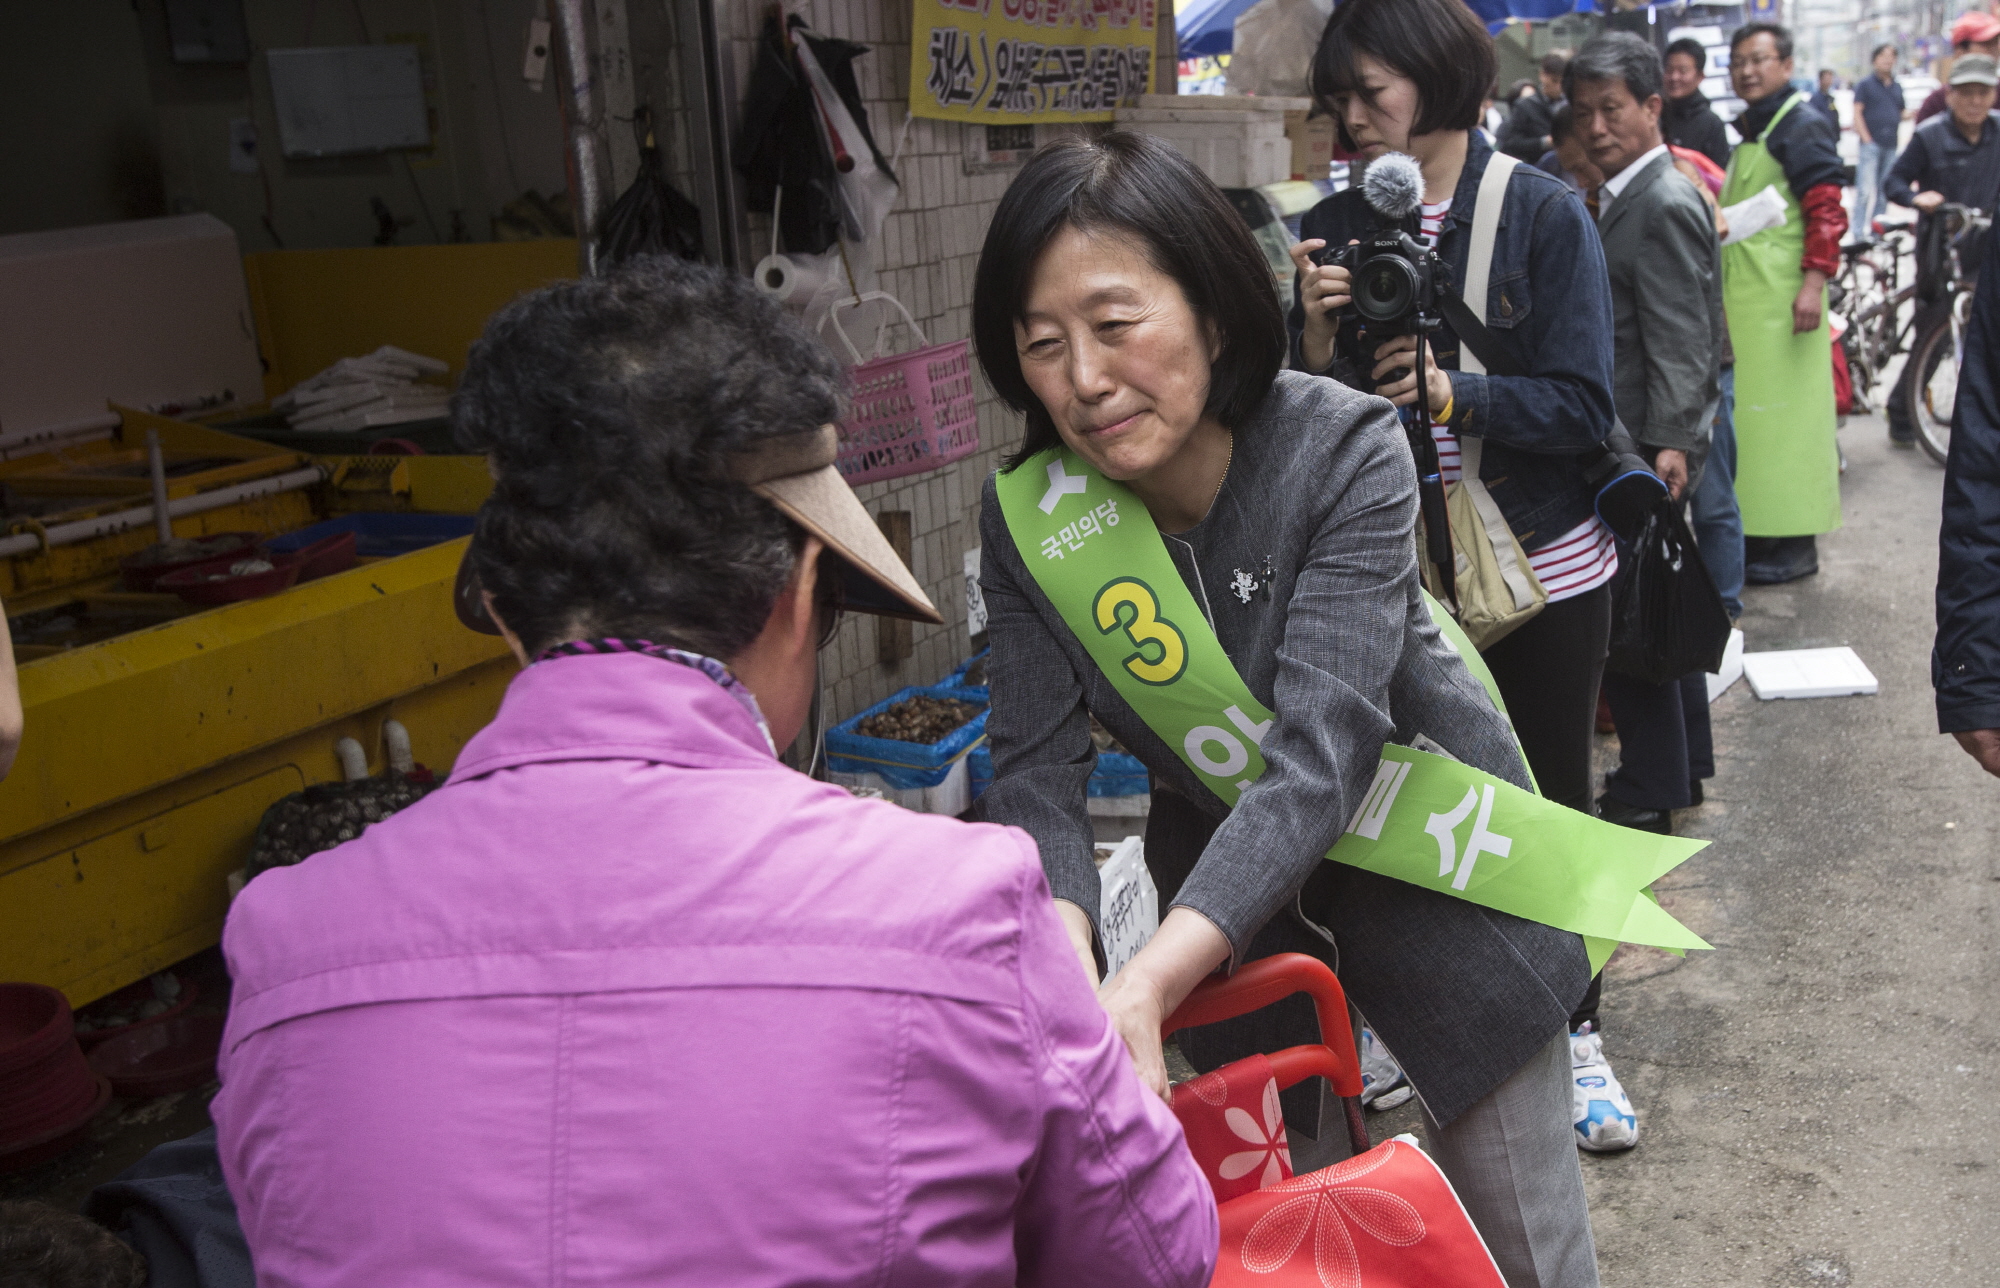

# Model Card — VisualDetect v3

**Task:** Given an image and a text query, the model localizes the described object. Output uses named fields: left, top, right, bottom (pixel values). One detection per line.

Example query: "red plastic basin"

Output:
left=118, top=531, right=260, bottom=592
left=267, top=530, right=358, bottom=584
left=156, top=552, right=301, bottom=605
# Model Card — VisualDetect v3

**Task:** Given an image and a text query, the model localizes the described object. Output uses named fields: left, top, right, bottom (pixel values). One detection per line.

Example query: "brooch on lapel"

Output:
left=1230, top=557, right=1275, bottom=605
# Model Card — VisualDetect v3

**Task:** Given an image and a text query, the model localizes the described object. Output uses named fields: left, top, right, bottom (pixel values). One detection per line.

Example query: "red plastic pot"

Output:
left=87, top=1014, right=224, bottom=1099
left=0, top=983, right=107, bottom=1168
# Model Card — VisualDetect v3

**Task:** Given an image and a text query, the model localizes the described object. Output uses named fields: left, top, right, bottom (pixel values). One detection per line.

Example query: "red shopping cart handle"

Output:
left=1161, top=953, right=1364, bottom=1098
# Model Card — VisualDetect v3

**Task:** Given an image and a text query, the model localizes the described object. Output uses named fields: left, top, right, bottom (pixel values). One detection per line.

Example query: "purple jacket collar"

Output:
left=449, top=651, right=775, bottom=785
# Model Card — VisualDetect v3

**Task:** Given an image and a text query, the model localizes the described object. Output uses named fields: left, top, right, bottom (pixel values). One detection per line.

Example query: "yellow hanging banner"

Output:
left=908, top=0, right=1157, bottom=125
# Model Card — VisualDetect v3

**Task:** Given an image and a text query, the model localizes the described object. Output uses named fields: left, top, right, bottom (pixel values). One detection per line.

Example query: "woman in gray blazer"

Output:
left=971, top=131, right=1600, bottom=1288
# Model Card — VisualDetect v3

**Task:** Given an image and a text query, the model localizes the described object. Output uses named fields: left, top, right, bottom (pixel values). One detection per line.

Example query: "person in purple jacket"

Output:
left=212, top=256, right=1217, bottom=1288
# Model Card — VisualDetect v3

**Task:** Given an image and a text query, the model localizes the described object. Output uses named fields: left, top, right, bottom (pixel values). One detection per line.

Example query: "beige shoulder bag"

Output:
left=1419, top=152, right=1548, bottom=650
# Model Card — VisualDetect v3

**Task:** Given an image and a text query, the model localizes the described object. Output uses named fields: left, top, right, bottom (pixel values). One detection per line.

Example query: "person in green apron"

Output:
left=1720, top=21, right=1850, bottom=584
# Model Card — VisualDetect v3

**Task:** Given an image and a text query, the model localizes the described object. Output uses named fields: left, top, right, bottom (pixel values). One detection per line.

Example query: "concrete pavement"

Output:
left=1582, top=412, right=2000, bottom=1286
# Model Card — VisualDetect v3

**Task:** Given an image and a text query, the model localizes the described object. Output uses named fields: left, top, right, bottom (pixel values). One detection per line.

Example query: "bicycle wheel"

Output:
left=1905, top=307, right=1961, bottom=467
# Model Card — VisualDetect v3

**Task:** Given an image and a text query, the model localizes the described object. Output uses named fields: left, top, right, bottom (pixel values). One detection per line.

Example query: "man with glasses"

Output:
left=1722, top=21, right=1847, bottom=586
left=211, top=256, right=1219, bottom=1287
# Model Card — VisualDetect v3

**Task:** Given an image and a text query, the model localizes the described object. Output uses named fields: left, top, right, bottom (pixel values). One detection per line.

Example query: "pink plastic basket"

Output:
left=819, top=292, right=979, bottom=485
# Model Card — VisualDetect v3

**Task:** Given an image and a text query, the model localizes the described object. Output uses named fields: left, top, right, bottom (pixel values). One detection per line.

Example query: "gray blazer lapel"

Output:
left=1597, top=150, right=1675, bottom=237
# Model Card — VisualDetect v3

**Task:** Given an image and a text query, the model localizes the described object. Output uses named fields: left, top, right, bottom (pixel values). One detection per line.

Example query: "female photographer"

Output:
left=1288, top=0, right=1628, bottom=1130
left=974, top=130, right=1600, bottom=1288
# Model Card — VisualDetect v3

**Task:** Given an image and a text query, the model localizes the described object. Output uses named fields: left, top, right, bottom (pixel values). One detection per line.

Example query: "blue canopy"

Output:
left=1177, top=0, right=1598, bottom=58
left=1176, top=0, right=1264, bottom=58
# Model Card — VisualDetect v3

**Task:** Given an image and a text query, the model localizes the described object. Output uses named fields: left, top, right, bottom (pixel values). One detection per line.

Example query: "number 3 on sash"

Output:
left=1093, top=578, right=1188, bottom=686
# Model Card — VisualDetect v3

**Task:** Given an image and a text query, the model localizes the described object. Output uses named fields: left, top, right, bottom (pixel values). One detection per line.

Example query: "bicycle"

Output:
left=1901, top=203, right=1992, bottom=466
left=1831, top=216, right=1919, bottom=415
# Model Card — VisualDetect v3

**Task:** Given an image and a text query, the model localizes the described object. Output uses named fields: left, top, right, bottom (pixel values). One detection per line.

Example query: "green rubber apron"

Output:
left=996, top=449, right=1710, bottom=973
left=1721, top=91, right=1843, bottom=537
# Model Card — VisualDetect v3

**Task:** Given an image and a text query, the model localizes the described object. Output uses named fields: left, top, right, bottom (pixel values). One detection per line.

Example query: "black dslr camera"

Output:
left=1315, top=229, right=1449, bottom=340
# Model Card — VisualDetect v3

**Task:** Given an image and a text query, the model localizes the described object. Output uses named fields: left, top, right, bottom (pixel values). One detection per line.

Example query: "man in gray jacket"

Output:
left=1561, top=30, right=1726, bottom=1154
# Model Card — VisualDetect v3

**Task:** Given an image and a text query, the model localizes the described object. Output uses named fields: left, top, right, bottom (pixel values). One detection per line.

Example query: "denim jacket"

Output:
left=1288, top=132, right=1617, bottom=551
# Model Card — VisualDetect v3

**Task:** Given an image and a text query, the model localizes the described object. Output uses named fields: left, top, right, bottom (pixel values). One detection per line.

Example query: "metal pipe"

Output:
left=0, top=412, right=121, bottom=458
left=0, top=466, right=326, bottom=561
left=145, top=430, right=173, bottom=543
left=549, top=0, right=605, bottom=274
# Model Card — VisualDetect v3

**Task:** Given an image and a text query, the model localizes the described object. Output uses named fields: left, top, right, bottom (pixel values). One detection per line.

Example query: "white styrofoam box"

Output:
left=1113, top=105, right=1290, bottom=188
left=1096, top=836, right=1158, bottom=978
left=830, top=757, right=972, bottom=815
left=1742, top=646, right=1879, bottom=700
left=1707, top=628, right=1745, bottom=702
left=0, top=214, right=265, bottom=435
left=267, top=45, right=431, bottom=158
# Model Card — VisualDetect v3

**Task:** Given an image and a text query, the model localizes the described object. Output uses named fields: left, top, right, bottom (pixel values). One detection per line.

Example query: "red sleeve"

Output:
left=1802, top=184, right=1847, bottom=277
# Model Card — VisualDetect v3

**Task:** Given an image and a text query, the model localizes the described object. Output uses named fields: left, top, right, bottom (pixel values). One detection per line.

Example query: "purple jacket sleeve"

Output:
left=1006, top=832, right=1218, bottom=1288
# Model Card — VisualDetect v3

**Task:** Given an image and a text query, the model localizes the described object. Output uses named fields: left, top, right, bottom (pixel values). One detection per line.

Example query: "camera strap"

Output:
left=1440, top=153, right=1663, bottom=539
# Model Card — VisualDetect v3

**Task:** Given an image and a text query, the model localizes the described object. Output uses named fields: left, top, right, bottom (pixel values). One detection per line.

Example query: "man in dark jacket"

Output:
left=1663, top=37, right=1731, bottom=170
left=1884, top=54, right=2000, bottom=444
left=1570, top=33, right=1725, bottom=836
left=1935, top=218, right=2000, bottom=776
left=1499, top=51, right=1571, bottom=161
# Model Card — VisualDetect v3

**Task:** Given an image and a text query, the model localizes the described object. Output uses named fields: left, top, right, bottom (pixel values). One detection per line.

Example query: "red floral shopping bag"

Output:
left=1171, top=1052, right=1294, bottom=1202
left=1212, top=1139, right=1507, bottom=1288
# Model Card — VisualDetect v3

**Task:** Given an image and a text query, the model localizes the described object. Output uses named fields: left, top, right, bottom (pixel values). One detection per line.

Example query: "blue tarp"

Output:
left=1176, top=0, right=1264, bottom=58
left=1179, top=0, right=1600, bottom=58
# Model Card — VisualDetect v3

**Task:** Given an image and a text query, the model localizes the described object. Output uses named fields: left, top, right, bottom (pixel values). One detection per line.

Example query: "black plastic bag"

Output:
left=1606, top=497, right=1733, bottom=685
left=596, top=135, right=705, bottom=266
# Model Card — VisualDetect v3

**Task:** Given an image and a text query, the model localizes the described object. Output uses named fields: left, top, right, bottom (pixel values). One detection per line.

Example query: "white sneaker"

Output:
left=1359, top=1027, right=1416, bottom=1111
left=1570, top=1024, right=1639, bottom=1152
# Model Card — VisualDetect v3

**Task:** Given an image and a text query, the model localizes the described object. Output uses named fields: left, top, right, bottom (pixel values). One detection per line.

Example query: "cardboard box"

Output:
left=0, top=215, right=264, bottom=437
left=1286, top=109, right=1338, bottom=181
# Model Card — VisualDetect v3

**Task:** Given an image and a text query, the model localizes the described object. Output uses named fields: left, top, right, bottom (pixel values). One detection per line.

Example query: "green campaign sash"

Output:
left=995, top=447, right=1709, bottom=973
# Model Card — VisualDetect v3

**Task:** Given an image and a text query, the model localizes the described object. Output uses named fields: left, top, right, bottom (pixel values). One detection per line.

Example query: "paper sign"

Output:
left=909, top=0, right=1157, bottom=124
left=1721, top=183, right=1788, bottom=246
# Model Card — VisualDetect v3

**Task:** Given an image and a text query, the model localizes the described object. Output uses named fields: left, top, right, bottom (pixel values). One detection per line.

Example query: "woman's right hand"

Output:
left=1289, top=239, right=1356, bottom=372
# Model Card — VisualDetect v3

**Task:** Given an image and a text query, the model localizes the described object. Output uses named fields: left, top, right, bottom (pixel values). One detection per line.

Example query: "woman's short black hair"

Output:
left=1550, top=102, right=1575, bottom=145
left=971, top=132, right=1284, bottom=471
left=454, top=254, right=846, bottom=658
left=1310, top=0, right=1495, bottom=152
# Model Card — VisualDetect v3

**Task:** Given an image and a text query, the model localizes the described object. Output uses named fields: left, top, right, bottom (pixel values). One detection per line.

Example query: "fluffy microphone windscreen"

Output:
left=1360, top=152, right=1424, bottom=221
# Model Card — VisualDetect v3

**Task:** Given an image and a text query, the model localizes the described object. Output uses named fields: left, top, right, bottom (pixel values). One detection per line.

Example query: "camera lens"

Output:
left=1356, top=254, right=1419, bottom=323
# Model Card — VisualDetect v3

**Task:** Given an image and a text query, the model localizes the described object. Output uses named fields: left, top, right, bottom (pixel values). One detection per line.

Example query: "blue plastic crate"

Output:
left=967, top=744, right=1149, bottom=800
left=265, top=513, right=477, bottom=559
left=825, top=684, right=989, bottom=790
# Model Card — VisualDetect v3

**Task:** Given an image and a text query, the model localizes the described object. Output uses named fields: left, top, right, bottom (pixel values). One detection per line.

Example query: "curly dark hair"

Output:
left=0, top=1202, right=145, bottom=1288
left=453, top=255, right=847, bottom=659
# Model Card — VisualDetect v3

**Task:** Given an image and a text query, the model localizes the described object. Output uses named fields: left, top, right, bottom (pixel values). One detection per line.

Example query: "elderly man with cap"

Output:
left=210, top=256, right=1217, bottom=1288
left=1917, top=11, right=2000, bottom=124
left=1886, top=53, right=2000, bottom=445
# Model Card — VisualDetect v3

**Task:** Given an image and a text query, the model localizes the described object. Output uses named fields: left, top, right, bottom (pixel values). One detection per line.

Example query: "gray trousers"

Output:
left=1419, top=1030, right=1600, bottom=1288
left=1293, top=1028, right=1597, bottom=1288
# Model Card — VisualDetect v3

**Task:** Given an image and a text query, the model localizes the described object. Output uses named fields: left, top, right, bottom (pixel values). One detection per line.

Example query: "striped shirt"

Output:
left=1418, top=198, right=1619, bottom=602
